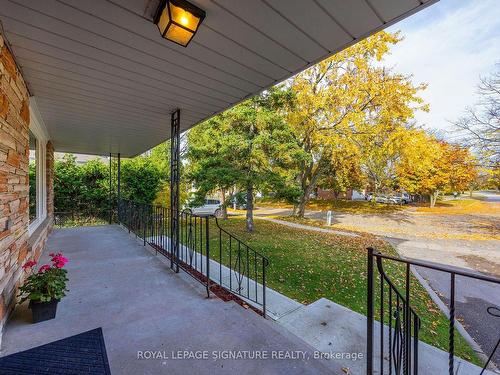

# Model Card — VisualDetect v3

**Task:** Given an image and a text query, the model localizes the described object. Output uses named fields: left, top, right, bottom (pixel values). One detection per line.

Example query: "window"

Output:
left=29, top=130, right=37, bottom=222
left=28, top=101, right=48, bottom=235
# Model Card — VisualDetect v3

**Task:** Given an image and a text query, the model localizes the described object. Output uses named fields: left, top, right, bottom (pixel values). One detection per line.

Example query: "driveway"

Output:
left=254, top=192, right=500, bottom=366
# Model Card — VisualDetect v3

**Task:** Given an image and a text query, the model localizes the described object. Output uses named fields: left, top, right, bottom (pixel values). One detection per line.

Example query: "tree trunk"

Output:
left=246, top=183, right=254, bottom=232
left=296, top=167, right=321, bottom=218
left=296, top=184, right=311, bottom=218
left=220, top=188, right=228, bottom=219
left=429, top=191, right=439, bottom=208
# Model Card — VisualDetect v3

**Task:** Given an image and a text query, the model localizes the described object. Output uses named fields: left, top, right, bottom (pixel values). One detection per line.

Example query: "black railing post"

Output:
left=170, top=109, right=180, bottom=273
left=128, top=201, right=131, bottom=233
left=405, top=262, right=411, bottom=375
left=414, top=316, right=419, bottom=375
left=263, top=259, right=267, bottom=319
left=449, top=273, right=455, bottom=375
left=205, top=216, right=210, bottom=298
left=143, top=204, right=147, bottom=246
left=367, top=247, right=374, bottom=375
left=380, top=269, right=384, bottom=375
left=117, top=153, right=121, bottom=223
left=108, top=153, right=112, bottom=224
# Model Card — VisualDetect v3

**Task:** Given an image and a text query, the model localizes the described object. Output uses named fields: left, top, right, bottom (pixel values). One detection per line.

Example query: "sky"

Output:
left=384, top=0, right=500, bottom=137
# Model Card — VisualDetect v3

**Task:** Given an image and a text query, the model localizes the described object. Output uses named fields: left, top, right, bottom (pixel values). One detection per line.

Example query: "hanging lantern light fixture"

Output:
left=154, top=0, right=206, bottom=47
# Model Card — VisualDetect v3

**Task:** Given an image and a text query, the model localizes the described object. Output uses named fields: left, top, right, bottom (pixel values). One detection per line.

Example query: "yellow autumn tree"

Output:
left=396, top=132, right=478, bottom=207
left=285, top=31, right=428, bottom=216
left=317, top=137, right=365, bottom=198
left=356, top=123, right=409, bottom=195
left=447, top=144, right=479, bottom=195
left=396, top=131, right=445, bottom=207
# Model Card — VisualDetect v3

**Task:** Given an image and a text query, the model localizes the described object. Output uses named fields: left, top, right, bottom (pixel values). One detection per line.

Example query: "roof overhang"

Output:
left=0, top=0, right=438, bottom=157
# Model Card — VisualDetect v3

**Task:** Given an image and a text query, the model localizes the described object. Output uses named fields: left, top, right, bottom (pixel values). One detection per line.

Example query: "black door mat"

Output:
left=0, top=328, right=111, bottom=375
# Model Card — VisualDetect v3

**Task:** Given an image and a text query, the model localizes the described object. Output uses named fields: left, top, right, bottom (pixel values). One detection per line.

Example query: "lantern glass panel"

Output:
left=164, top=23, right=194, bottom=46
left=169, top=2, right=200, bottom=32
left=157, top=6, right=170, bottom=34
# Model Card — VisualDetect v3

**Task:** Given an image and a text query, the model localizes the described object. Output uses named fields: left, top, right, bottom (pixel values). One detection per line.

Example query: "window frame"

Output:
left=28, top=100, right=49, bottom=235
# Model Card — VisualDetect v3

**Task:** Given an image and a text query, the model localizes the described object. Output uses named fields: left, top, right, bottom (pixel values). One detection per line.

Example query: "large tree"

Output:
left=186, top=117, right=243, bottom=219
left=356, top=123, right=408, bottom=196
left=285, top=31, right=428, bottom=216
left=316, top=139, right=365, bottom=199
left=396, top=131, right=446, bottom=207
left=447, top=144, right=479, bottom=196
left=397, top=132, right=478, bottom=207
left=187, top=88, right=300, bottom=231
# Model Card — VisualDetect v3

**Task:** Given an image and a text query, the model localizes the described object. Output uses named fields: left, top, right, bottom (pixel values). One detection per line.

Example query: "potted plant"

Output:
left=18, top=252, right=69, bottom=323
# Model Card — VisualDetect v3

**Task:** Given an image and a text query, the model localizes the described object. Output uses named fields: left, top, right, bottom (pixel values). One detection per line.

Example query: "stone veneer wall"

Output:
left=0, top=33, right=53, bottom=346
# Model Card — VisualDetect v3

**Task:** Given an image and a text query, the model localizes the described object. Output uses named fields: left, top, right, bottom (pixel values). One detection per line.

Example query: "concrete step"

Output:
left=277, top=298, right=497, bottom=375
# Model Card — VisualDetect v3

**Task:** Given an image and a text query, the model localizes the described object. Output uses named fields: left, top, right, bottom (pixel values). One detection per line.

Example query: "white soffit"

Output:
left=0, top=0, right=438, bottom=156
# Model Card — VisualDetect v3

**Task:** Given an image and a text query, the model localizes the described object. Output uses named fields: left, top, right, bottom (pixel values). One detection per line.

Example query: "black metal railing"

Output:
left=117, top=199, right=269, bottom=316
left=367, top=247, right=500, bottom=375
left=212, top=216, right=269, bottom=316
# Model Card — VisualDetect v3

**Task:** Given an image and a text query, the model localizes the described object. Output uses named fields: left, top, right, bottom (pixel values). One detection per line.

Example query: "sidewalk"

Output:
left=256, top=216, right=358, bottom=238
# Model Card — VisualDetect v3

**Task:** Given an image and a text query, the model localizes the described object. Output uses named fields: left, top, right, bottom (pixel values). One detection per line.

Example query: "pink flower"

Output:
left=50, top=253, right=68, bottom=269
left=38, top=264, right=51, bottom=273
left=22, top=260, right=37, bottom=269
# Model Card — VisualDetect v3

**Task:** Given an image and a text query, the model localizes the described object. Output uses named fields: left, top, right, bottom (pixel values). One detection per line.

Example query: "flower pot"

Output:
left=29, top=299, right=59, bottom=323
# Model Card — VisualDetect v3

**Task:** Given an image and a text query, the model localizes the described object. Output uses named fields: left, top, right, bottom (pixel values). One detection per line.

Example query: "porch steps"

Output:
left=276, top=297, right=498, bottom=375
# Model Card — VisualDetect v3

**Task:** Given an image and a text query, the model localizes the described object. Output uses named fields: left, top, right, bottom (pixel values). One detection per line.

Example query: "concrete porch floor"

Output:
left=0, top=225, right=339, bottom=375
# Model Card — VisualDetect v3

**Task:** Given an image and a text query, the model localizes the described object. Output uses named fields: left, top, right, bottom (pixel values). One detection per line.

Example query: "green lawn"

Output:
left=207, top=217, right=479, bottom=365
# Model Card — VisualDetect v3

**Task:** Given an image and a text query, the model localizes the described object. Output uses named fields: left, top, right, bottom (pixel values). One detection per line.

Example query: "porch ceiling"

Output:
left=0, top=0, right=436, bottom=157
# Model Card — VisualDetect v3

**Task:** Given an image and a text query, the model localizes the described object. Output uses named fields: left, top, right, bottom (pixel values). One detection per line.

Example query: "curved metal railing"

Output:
left=118, top=199, right=269, bottom=317
left=367, top=247, right=500, bottom=375
left=213, top=216, right=269, bottom=316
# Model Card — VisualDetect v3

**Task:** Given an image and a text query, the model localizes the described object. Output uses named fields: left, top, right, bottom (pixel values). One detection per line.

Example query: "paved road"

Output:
left=415, top=266, right=500, bottom=366
left=481, top=190, right=500, bottom=203
left=253, top=192, right=500, bottom=366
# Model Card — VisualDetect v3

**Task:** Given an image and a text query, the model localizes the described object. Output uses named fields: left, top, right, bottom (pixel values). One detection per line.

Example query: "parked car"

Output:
left=230, top=192, right=247, bottom=210
left=351, top=190, right=366, bottom=200
left=375, top=195, right=398, bottom=204
left=365, top=192, right=374, bottom=201
left=184, top=198, right=222, bottom=217
left=392, top=193, right=412, bottom=204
